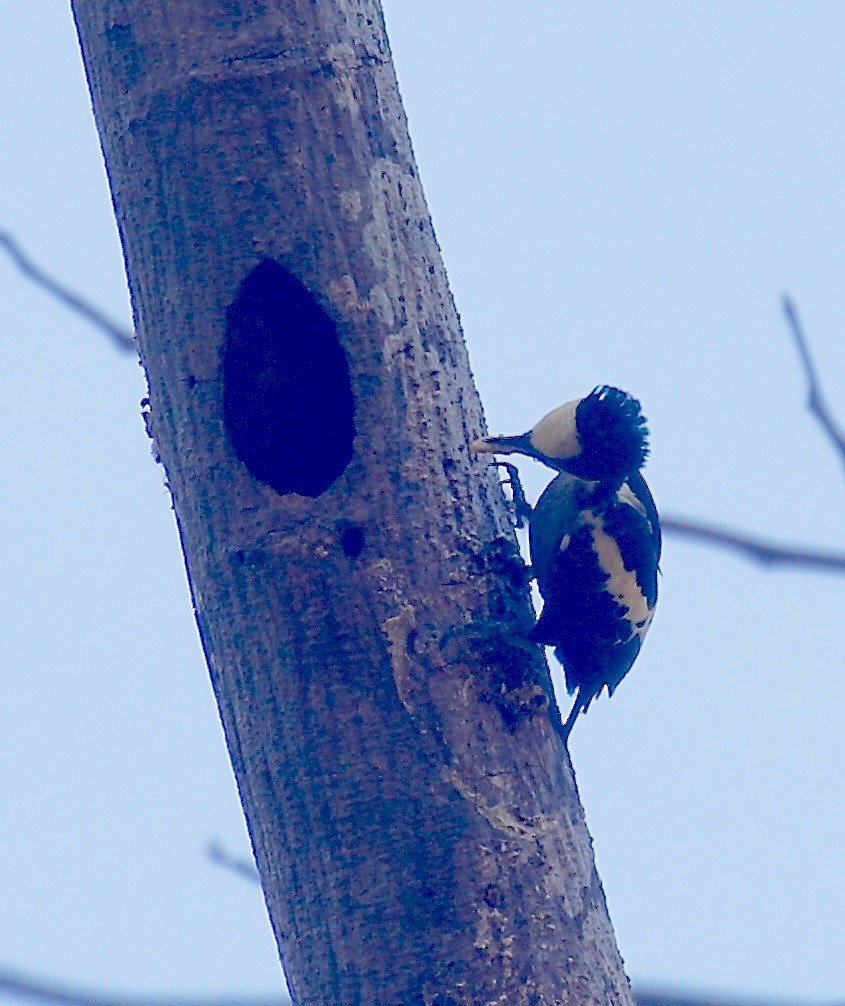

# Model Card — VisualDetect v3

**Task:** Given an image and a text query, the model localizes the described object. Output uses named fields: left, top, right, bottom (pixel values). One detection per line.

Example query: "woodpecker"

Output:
left=472, top=386, right=660, bottom=740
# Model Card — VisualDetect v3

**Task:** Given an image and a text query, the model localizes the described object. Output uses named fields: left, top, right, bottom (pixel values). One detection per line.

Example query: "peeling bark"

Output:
left=70, top=2, right=634, bottom=1003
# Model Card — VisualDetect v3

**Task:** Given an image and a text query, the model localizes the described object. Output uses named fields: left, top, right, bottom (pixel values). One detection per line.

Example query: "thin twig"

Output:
left=663, top=516, right=845, bottom=574
left=782, top=293, right=845, bottom=475
left=0, top=968, right=287, bottom=1006
left=207, top=840, right=261, bottom=884
left=0, top=231, right=135, bottom=354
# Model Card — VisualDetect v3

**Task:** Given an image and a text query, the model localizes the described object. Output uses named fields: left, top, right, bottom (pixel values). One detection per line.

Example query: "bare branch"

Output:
left=663, top=299, right=845, bottom=578
left=0, top=231, right=135, bottom=354
left=663, top=515, right=845, bottom=574
left=0, top=968, right=288, bottom=1006
left=207, top=840, right=260, bottom=884
left=0, top=971, right=821, bottom=1006
left=783, top=294, right=845, bottom=475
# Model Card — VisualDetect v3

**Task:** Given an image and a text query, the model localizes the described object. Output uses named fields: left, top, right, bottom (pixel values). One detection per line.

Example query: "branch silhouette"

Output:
left=0, top=966, right=828, bottom=1006
left=660, top=295, right=845, bottom=575
left=0, top=968, right=288, bottom=1006
left=0, top=231, right=135, bottom=353
left=662, top=516, right=845, bottom=574
left=206, top=840, right=261, bottom=884
left=782, top=293, right=845, bottom=475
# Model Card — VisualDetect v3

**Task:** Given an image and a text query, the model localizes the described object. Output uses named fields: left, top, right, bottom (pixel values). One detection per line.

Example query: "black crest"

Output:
left=570, top=386, right=649, bottom=484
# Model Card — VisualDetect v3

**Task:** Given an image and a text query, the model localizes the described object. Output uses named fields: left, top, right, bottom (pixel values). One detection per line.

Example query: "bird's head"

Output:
left=471, top=386, right=650, bottom=485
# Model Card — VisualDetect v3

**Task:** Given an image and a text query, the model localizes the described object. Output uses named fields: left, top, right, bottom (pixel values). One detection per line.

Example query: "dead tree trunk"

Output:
left=70, top=2, right=634, bottom=1003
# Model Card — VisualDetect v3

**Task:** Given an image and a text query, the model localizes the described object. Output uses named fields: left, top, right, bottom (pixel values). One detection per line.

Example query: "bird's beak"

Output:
left=470, top=432, right=532, bottom=456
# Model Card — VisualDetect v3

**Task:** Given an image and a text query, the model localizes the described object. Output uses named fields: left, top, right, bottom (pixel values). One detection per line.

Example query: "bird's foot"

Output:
left=492, top=461, right=532, bottom=528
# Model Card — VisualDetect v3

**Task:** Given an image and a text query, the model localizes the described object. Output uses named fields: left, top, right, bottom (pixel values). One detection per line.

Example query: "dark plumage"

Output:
left=472, top=387, right=660, bottom=740
left=566, top=387, right=649, bottom=483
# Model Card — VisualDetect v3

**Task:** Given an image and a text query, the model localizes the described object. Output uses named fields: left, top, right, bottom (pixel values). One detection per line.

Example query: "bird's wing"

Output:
left=624, top=470, right=662, bottom=562
left=528, top=472, right=586, bottom=590
left=531, top=480, right=659, bottom=643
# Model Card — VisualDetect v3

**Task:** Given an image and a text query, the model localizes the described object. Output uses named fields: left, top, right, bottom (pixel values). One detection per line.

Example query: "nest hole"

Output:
left=223, top=258, right=356, bottom=497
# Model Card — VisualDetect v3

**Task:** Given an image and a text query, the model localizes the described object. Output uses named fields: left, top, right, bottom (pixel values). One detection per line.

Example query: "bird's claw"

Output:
left=492, top=461, right=532, bottom=529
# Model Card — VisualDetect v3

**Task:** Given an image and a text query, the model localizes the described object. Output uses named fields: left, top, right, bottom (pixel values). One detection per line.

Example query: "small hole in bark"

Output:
left=483, top=884, right=503, bottom=908
left=223, top=259, right=356, bottom=497
left=186, top=375, right=197, bottom=389
left=340, top=525, right=365, bottom=558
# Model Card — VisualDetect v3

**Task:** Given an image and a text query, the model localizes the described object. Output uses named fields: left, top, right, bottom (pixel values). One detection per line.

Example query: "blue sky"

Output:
left=2, top=3, right=844, bottom=1001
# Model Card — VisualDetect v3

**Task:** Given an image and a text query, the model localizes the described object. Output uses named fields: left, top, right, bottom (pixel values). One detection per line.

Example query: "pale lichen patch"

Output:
left=382, top=605, right=417, bottom=712
left=367, top=284, right=395, bottom=327
left=328, top=273, right=364, bottom=316
left=443, top=765, right=562, bottom=842
left=338, top=189, right=363, bottom=221
left=328, top=274, right=395, bottom=328
left=325, top=43, right=361, bottom=115
left=474, top=903, right=514, bottom=955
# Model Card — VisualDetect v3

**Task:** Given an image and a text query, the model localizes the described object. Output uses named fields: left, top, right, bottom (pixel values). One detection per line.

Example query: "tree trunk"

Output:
left=70, top=2, right=634, bottom=1003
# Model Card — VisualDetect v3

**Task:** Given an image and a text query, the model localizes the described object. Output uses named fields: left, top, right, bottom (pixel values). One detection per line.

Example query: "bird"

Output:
left=471, top=386, right=661, bottom=740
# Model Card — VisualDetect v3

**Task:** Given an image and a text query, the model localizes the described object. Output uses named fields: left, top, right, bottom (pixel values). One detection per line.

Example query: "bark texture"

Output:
left=70, top=2, right=634, bottom=1003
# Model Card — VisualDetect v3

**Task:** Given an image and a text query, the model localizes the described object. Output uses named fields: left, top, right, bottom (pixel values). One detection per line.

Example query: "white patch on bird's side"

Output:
left=582, top=510, right=654, bottom=640
left=617, top=482, right=656, bottom=537
left=558, top=533, right=571, bottom=552
left=529, top=398, right=581, bottom=461
left=616, top=483, right=646, bottom=517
